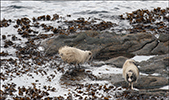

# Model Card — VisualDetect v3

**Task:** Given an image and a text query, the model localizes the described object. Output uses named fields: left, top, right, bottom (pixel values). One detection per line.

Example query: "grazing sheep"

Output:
left=122, top=59, right=139, bottom=90
left=58, top=46, right=92, bottom=68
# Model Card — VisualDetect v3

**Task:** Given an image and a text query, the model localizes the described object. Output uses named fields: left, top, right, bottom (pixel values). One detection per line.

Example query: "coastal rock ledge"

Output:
left=41, top=31, right=169, bottom=60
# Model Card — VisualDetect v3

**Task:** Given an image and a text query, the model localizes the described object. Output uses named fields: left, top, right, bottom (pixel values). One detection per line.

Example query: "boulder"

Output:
left=139, top=54, right=169, bottom=76
left=105, top=56, right=128, bottom=68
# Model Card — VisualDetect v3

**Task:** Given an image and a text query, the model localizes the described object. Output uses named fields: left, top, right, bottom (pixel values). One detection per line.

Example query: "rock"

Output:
left=132, top=40, right=158, bottom=55
left=136, top=76, right=168, bottom=89
left=121, top=33, right=156, bottom=52
left=116, top=89, right=169, bottom=100
left=41, top=31, right=168, bottom=60
left=96, top=73, right=124, bottom=84
left=163, top=56, right=169, bottom=66
left=140, top=61, right=165, bottom=74
left=105, top=56, right=128, bottom=68
left=41, top=31, right=120, bottom=58
left=151, top=41, right=169, bottom=54
left=114, top=81, right=128, bottom=88
left=139, top=54, right=169, bottom=76
left=114, top=76, right=168, bottom=89
left=96, top=33, right=156, bottom=59
left=158, top=34, right=169, bottom=42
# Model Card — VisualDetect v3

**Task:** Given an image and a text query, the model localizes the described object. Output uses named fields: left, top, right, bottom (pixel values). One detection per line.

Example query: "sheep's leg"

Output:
left=128, top=83, right=131, bottom=89
left=74, top=64, right=77, bottom=69
left=78, top=64, right=80, bottom=68
left=68, top=64, right=73, bottom=69
left=74, top=64, right=80, bottom=69
left=131, top=83, right=133, bottom=90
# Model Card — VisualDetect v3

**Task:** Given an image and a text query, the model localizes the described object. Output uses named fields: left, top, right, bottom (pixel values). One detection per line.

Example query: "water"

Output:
left=1, top=1, right=168, bottom=20
left=1, top=1, right=168, bottom=99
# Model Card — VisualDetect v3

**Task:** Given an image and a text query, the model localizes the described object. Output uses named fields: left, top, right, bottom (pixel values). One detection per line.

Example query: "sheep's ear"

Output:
left=133, top=61, right=139, bottom=66
left=129, top=61, right=134, bottom=63
left=130, top=60, right=139, bottom=66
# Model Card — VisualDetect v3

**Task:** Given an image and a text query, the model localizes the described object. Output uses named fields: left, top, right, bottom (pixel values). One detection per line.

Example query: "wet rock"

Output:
left=132, top=40, right=158, bottom=55
left=158, top=34, right=169, bottom=42
left=41, top=31, right=116, bottom=57
left=139, top=54, right=169, bottom=76
left=135, top=76, right=168, bottom=89
left=151, top=41, right=169, bottom=55
left=105, top=56, right=128, bottom=68
left=114, top=76, right=168, bottom=89
left=122, top=33, right=156, bottom=52
left=140, top=60, right=166, bottom=74
left=42, top=31, right=165, bottom=60
left=98, top=73, right=124, bottom=84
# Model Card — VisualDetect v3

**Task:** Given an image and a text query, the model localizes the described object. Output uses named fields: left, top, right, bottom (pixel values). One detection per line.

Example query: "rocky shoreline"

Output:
left=0, top=7, right=169, bottom=99
left=41, top=31, right=169, bottom=60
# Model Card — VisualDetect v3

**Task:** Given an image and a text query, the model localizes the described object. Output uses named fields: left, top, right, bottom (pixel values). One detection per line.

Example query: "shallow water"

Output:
left=1, top=1, right=169, bottom=99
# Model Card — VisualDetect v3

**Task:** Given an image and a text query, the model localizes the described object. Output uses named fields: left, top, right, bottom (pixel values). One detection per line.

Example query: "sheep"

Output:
left=58, top=46, right=92, bottom=68
left=122, top=59, right=139, bottom=90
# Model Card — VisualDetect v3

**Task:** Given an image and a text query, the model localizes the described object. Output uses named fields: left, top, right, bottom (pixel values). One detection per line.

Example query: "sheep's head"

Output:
left=84, top=51, right=92, bottom=63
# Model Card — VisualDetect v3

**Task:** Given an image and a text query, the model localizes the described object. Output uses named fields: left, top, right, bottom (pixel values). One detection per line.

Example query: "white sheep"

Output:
left=58, top=46, right=92, bottom=68
left=122, top=59, right=139, bottom=90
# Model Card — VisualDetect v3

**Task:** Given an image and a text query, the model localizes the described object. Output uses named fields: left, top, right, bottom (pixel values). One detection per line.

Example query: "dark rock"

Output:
left=135, top=76, right=168, bottom=89
left=41, top=31, right=168, bottom=60
left=139, top=54, right=169, bottom=76
left=114, top=80, right=128, bottom=88
left=151, top=41, right=169, bottom=54
left=126, top=33, right=156, bottom=52
left=133, top=40, right=158, bottom=55
left=114, top=76, right=168, bottom=89
left=41, top=31, right=118, bottom=57
left=105, top=56, right=128, bottom=68
left=163, top=56, right=169, bottom=66
left=158, top=34, right=169, bottom=42
left=140, top=61, right=165, bottom=74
